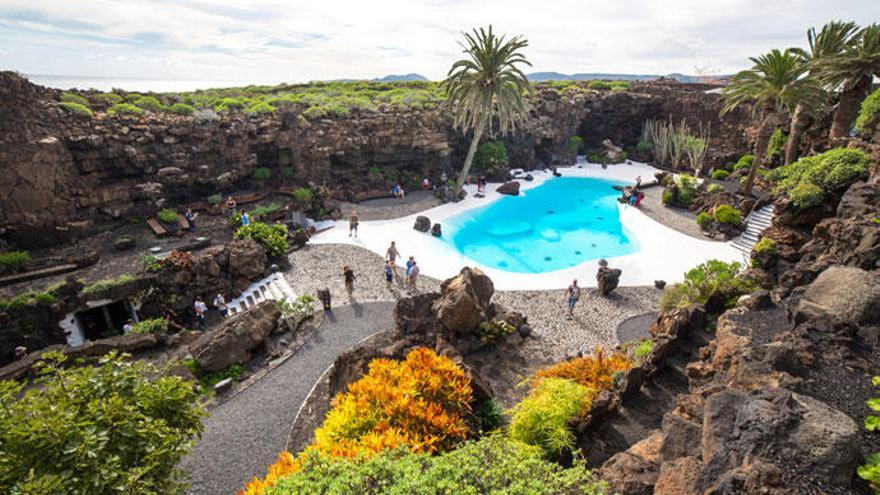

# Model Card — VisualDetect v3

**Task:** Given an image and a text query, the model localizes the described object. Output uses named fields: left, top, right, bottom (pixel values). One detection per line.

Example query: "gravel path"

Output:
left=181, top=302, right=395, bottom=495
left=335, top=190, right=442, bottom=221
left=638, top=185, right=707, bottom=240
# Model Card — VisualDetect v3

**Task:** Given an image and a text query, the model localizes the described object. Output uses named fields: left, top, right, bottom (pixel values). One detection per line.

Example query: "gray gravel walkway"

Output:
left=181, top=301, right=395, bottom=495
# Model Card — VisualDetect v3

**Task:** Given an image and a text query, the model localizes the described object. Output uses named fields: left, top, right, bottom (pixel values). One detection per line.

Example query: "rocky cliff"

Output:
left=0, top=72, right=751, bottom=248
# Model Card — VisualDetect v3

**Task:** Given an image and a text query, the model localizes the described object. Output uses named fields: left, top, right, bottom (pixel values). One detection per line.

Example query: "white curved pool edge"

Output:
left=309, top=161, right=746, bottom=290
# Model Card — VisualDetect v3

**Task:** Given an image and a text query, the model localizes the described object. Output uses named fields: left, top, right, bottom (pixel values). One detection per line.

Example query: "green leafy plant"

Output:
left=509, top=377, right=592, bottom=458
left=474, top=398, right=505, bottom=432
left=713, top=204, right=742, bottom=224
left=765, top=148, right=870, bottom=208
left=733, top=154, right=755, bottom=171
left=707, top=183, right=725, bottom=194
left=235, top=222, right=289, bottom=257
left=129, top=318, right=168, bottom=334
left=90, top=92, right=123, bottom=108
left=60, top=91, right=89, bottom=105
left=207, top=193, right=223, bottom=205
left=248, top=101, right=276, bottom=115
left=856, top=88, right=880, bottom=133
left=250, top=202, right=282, bottom=219
left=711, top=169, right=730, bottom=180
left=252, top=167, right=272, bottom=181
left=132, top=95, right=164, bottom=112
left=766, top=128, right=788, bottom=160
left=157, top=208, right=178, bottom=223
left=587, top=80, right=612, bottom=90
left=0, top=289, right=57, bottom=310
left=696, top=212, right=714, bottom=230
left=476, top=320, right=515, bottom=344
left=857, top=376, right=880, bottom=491
left=168, top=102, right=195, bottom=115
left=630, top=339, right=653, bottom=363
left=59, top=101, right=93, bottom=117
left=292, top=187, right=312, bottom=205
left=0, top=351, right=204, bottom=495
left=0, top=251, right=31, bottom=272
left=109, top=103, right=145, bottom=116
left=566, top=135, right=584, bottom=153
left=473, top=140, right=509, bottom=176
left=754, top=237, right=778, bottom=255
left=659, top=260, right=755, bottom=312
left=80, top=274, right=136, bottom=296
left=787, top=182, right=825, bottom=209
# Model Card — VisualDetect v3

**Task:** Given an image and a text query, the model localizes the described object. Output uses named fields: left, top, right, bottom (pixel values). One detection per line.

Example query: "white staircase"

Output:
left=226, top=272, right=297, bottom=316
left=730, top=204, right=775, bottom=254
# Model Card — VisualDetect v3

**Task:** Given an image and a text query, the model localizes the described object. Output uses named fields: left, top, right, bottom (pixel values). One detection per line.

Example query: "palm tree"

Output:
left=785, top=21, right=856, bottom=164
left=818, top=24, right=880, bottom=139
left=445, top=26, right=532, bottom=190
left=722, top=49, right=824, bottom=195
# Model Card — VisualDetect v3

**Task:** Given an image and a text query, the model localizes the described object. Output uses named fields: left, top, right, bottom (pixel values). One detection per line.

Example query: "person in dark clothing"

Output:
left=342, top=265, right=356, bottom=298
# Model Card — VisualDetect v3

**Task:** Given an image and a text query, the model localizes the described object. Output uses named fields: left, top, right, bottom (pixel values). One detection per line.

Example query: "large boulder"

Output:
left=796, top=265, right=880, bottom=326
left=227, top=238, right=267, bottom=291
left=394, top=292, right=441, bottom=335
left=496, top=181, right=520, bottom=196
left=432, top=267, right=494, bottom=333
left=413, top=215, right=431, bottom=232
left=190, top=301, right=280, bottom=372
left=597, top=265, right=622, bottom=295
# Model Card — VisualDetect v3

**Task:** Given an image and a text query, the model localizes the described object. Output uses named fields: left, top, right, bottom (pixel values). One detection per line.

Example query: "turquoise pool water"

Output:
left=444, top=177, right=639, bottom=273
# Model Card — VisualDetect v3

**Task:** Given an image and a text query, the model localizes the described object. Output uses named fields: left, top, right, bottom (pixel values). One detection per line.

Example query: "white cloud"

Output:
left=0, top=0, right=877, bottom=85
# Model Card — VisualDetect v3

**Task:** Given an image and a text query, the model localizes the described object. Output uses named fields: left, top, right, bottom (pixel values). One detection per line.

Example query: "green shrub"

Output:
left=765, top=148, right=870, bottom=208
left=474, top=398, right=505, bottom=432
left=213, top=97, right=246, bottom=112
left=711, top=169, right=730, bottom=180
left=130, top=318, right=168, bottom=334
left=59, top=92, right=88, bottom=105
left=168, top=102, right=195, bottom=115
left=857, top=376, right=880, bottom=491
left=509, top=378, right=592, bottom=458
left=133, top=96, right=164, bottom=112
left=80, top=274, right=136, bottom=296
left=661, top=189, right=675, bottom=204
left=90, top=92, right=123, bottom=108
left=157, top=208, right=178, bottom=223
left=235, top=222, right=289, bottom=257
left=609, top=81, right=631, bottom=91
left=658, top=260, right=755, bottom=312
left=733, top=154, right=755, bottom=171
left=292, top=187, right=312, bottom=204
left=247, top=101, right=276, bottom=115
left=0, top=351, right=204, bottom=495
left=252, top=167, right=272, bottom=181
left=0, top=288, right=58, bottom=310
left=207, top=193, right=222, bottom=205
left=678, top=186, right=695, bottom=205
left=250, top=202, right=282, bottom=218
left=855, top=88, right=880, bottom=133
left=707, top=183, right=725, bottom=194
left=632, top=339, right=653, bottom=362
left=636, top=140, right=653, bottom=153
left=767, top=128, right=787, bottom=160
left=566, top=135, right=584, bottom=153
left=59, top=101, right=93, bottom=117
left=474, top=140, right=509, bottom=176
left=0, top=251, right=31, bottom=271
left=753, top=237, right=778, bottom=255
left=587, top=80, right=612, bottom=90
left=189, top=362, right=246, bottom=389
left=713, top=204, right=742, bottom=224
left=266, top=435, right=610, bottom=495
left=108, top=103, right=145, bottom=116
left=696, top=212, right=714, bottom=230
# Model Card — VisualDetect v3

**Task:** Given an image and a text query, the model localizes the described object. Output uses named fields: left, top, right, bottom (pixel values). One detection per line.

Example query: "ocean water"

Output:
left=444, top=177, right=639, bottom=273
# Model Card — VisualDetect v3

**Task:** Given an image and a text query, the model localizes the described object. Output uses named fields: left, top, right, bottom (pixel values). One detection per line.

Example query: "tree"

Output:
left=0, top=352, right=205, bottom=495
left=785, top=21, right=856, bottom=164
left=818, top=24, right=880, bottom=139
left=445, top=26, right=532, bottom=190
left=721, top=49, right=824, bottom=195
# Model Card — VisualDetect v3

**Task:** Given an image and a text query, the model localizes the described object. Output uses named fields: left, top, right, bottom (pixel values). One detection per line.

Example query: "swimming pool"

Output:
left=443, top=177, right=640, bottom=273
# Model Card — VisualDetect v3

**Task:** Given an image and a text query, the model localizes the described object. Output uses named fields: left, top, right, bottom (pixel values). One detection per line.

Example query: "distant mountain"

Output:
left=372, top=73, right=429, bottom=82
left=527, top=72, right=726, bottom=84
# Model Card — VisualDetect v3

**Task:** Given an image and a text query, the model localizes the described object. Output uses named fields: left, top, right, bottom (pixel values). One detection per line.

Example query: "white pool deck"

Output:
left=310, top=161, right=745, bottom=290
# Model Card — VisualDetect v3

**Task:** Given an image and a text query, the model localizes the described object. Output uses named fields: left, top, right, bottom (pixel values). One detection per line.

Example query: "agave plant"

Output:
left=722, top=48, right=824, bottom=195
left=445, top=26, right=532, bottom=189
left=816, top=23, right=880, bottom=139
left=785, top=20, right=856, bottom=163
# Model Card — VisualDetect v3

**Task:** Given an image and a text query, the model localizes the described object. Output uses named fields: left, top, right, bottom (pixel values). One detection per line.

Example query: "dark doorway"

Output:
left=77, top=300, right=132, bottom=341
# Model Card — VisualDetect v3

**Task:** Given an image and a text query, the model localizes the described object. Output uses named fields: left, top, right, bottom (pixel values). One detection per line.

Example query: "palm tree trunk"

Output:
left=456, top=125, right=485, bottom=189
left=742, top=111, right=777, bottom=196
left=830, top=75, right=872, bottom=139
left=784, top=104, right=808, bottom=165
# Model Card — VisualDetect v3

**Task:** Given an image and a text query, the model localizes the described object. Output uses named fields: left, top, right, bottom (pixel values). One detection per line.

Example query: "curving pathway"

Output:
left=181, top=301, right=396, bottom=495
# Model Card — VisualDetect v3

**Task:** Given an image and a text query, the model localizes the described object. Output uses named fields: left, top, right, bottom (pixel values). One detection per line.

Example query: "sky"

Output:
left=0, top=0, right=877, bottom=86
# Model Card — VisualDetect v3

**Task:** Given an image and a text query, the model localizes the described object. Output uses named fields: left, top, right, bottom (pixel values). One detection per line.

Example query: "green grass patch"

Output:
left=0, top=251, right=31, bottom=271
left=59, top=102, right=93, bottom=117
left=80, top=274, right=136, bottom=296
left=157, top=208, right=178, bottom=223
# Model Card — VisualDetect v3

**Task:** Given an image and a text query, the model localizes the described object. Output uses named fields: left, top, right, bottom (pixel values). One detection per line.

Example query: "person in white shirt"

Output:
left=213, top=293, right=227, bottom=317
left=194, top=298, right=208, bottom=329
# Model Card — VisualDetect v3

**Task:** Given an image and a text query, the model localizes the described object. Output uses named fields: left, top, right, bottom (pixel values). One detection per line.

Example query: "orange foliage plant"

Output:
left=239, top=347, right=473, bottom=495
left=533, top=348, right=632, bottom=398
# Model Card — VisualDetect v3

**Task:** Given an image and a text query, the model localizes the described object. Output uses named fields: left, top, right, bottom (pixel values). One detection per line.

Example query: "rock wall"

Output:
left=0, top=72, right=752, bottom=248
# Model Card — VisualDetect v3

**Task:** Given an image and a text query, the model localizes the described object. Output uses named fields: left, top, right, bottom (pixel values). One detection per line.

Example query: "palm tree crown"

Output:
left=816, top=23, right=880, bottom=91
left=722, top=48, right=824, bottom=116
left=444, top=26, right=532, bottom=189
left=800, top=21, right=859, bottom=67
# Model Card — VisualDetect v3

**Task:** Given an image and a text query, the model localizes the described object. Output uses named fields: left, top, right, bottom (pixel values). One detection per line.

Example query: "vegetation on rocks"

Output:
left=473, top=140, right=509, bottom=176
left=157, top=208, right=178, bottom=223
left=59, top=101, right=93, bottom=117
left=659, top=259, right=755, bottom=311
left=168, top=102, right=195, bottom=115
left=129, top=318, right=168, bottom=334
left=765, top=147, right=870, bottom=208
left=80, top=273, right=136, bottom=295
left=234, top=222, right=288, bottom=257
left=108, top=102, right=145, bottom=116
left=265, top=435, right=610, bottom=495
left=766, top=127, right=788, bottom=161
left=566, top=135, right=584, bottom=153
left=754, top=236, right=778, bottom=255
left=641, top=118, right=710, bottom=174
left=713, top=204, right=743, bottom=224
left=856, top=88, right=880, bottom=133
left=0, top=250, right=31, bottom=272
left=711, top=169, right=730, bottom=180
left=252, top=167, right=272, bottom=181
left=0, top=352, right=204, bottom=495
left=706, top=183, right=725, bottom=194
left=509, top=377, right=592, bottom=458
left=733, top=153, right=754, bottom=171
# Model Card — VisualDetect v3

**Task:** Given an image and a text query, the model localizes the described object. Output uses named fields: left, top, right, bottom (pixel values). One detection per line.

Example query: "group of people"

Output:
left=338, top=240, right=421, bottom=301
left=622, top=175, right=645, bottom=207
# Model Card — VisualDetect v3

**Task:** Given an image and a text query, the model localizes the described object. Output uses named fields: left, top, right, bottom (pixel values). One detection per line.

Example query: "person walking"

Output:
left=384, top=259, right=394, bottom=290
left=226, top=196, right=237, bottom=212
left=564, top=279, right=581, bottom=320
left=185, top=208, right=198, bottom=233
left=349, top=210, right=359, bottom=238
left=386, top=241, right=400, bottom=279
left=240, top=210, right=250, bottom=227
left=342, top=265, right=356, bottom=298
left=407, top=261, right=420, bottom=293
left=405, top=256, right=415, bottom=286
left=193, top=297, right=208, bottom=329
left=213, top=292, right=228, bottom=317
